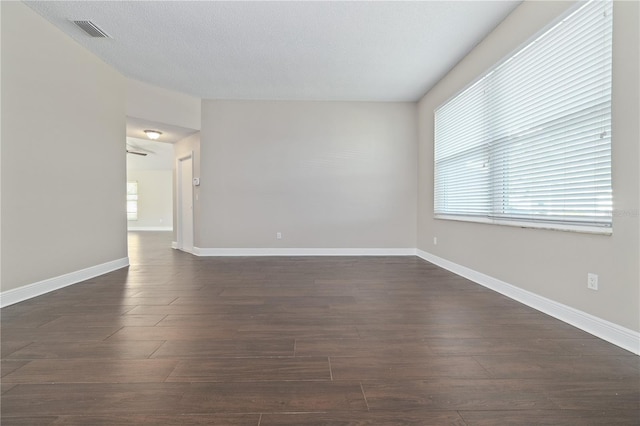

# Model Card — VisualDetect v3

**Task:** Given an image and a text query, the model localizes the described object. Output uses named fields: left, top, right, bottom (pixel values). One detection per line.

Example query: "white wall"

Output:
left=126, top=78, right=201, bottom=130
left=199, top=100, right=417, bottom=249
left=417, top=1, right=639, bottom=332
left=1, top=2, right=127, bottom=292
left=126, top=170, right=173, bottom=230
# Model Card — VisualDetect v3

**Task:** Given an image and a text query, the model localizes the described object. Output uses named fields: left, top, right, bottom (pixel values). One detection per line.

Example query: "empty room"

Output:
left=1, top=0, right=638, bottom=425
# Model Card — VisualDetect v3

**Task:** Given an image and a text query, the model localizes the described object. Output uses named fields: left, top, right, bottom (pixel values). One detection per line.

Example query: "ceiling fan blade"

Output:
left=126, top=144, right=156, bottom=154
left=126, top=150, right=148, bottom=156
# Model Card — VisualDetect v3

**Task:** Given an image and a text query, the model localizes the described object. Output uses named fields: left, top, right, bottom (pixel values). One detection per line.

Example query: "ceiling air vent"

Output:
left=72, top=20, right=111, bottom=38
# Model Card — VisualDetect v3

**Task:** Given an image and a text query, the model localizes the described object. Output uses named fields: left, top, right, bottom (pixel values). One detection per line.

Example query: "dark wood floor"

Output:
left=1, top=232, right=638, bottom=425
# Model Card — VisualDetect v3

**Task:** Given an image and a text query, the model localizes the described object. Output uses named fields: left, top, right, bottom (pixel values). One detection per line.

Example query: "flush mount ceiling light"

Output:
left=144, top=130, right=162, bottom=140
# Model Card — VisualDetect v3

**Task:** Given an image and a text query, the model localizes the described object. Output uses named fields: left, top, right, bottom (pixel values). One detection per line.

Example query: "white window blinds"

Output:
left=434, top=0, right=613, bottom=233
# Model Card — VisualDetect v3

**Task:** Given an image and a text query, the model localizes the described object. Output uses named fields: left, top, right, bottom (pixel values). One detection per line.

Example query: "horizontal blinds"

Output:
left=434, top=0, right=612, bottom=230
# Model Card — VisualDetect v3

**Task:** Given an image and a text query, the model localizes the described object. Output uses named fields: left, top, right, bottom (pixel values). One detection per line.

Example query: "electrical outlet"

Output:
left=276, top=232, right=282, bottom=240
left=587, top=273, right=598, bottom=290
left=433, top=237, right=437, bottom=245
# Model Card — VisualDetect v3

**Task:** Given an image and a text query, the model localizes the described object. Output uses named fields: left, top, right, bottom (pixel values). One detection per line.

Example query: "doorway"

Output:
left=126, top=137, right=175, bottom=231
left=177, top=153, right=194, bottom=253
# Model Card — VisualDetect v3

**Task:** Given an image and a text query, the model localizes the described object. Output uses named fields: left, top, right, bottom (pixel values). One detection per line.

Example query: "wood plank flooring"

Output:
left=1, top=231, right=638, bottom=425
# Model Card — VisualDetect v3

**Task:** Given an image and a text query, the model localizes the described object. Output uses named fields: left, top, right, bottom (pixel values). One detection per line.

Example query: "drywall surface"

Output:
left=126, top=78, right=201, bottom=130
left=1, top=1, right=127, bottom=291
left=199, top=100, right=417, bottom=249
left=126, top=170, right=173, bottom=230
left=417, top=1, right=639, bottom=331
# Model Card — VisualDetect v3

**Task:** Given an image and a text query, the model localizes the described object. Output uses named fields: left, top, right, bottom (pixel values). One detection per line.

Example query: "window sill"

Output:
left=434, top=215, right=612, bottom=235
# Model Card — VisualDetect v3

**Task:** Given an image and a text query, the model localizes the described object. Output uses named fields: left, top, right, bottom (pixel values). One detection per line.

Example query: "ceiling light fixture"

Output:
left=144, top=130, right=162, bottom=140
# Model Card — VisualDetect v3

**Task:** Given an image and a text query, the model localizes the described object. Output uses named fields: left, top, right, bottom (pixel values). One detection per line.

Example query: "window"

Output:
left=127, top=181, right=138, bottom=221
left=434, top=0, right=613, bottom=233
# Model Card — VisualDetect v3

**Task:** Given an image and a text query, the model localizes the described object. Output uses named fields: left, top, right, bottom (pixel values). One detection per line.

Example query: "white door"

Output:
left=178, top=155, right=194, bottom=253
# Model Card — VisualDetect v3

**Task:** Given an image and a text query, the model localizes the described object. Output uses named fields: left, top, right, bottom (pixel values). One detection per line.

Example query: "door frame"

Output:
left=176, top=152, right=194, bottom=253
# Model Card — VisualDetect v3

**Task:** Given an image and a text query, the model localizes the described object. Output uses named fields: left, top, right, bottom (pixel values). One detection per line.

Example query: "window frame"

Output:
left=433, top=0, right=613, bottom=235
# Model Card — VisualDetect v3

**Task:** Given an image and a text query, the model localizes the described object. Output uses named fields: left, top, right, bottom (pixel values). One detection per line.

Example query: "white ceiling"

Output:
left=127, top=137, right=175, bottom=171
left=26, top=1, right=521, bottom=102
left=126, top=116, right=198, bottom=144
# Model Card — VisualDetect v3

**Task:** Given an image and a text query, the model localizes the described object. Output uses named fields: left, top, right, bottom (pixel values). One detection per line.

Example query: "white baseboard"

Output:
left=193, top=247, right=417, bottom=257
left=3, top=245, right=636, bottom=355
left=0, top=257, right=130, bottom=308
left=416, top=249, right=640, bottom=355
left=128, top=227, right=173, bottom=231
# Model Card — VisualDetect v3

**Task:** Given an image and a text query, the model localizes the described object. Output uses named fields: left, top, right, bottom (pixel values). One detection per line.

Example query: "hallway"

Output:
left=1, top=232, right=638, bottom=425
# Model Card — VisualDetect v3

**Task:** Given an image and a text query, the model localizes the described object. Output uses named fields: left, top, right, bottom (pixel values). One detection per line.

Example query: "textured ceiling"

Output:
left=26, top=1, right=521, bottom=102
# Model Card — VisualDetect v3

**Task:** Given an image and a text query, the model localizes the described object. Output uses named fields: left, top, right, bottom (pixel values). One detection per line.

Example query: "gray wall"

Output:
left=1, top=1, right=127, bottom=292
left=417, top=1, right=640, bottom=332
left=199, top=100, right=417, bottom=249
